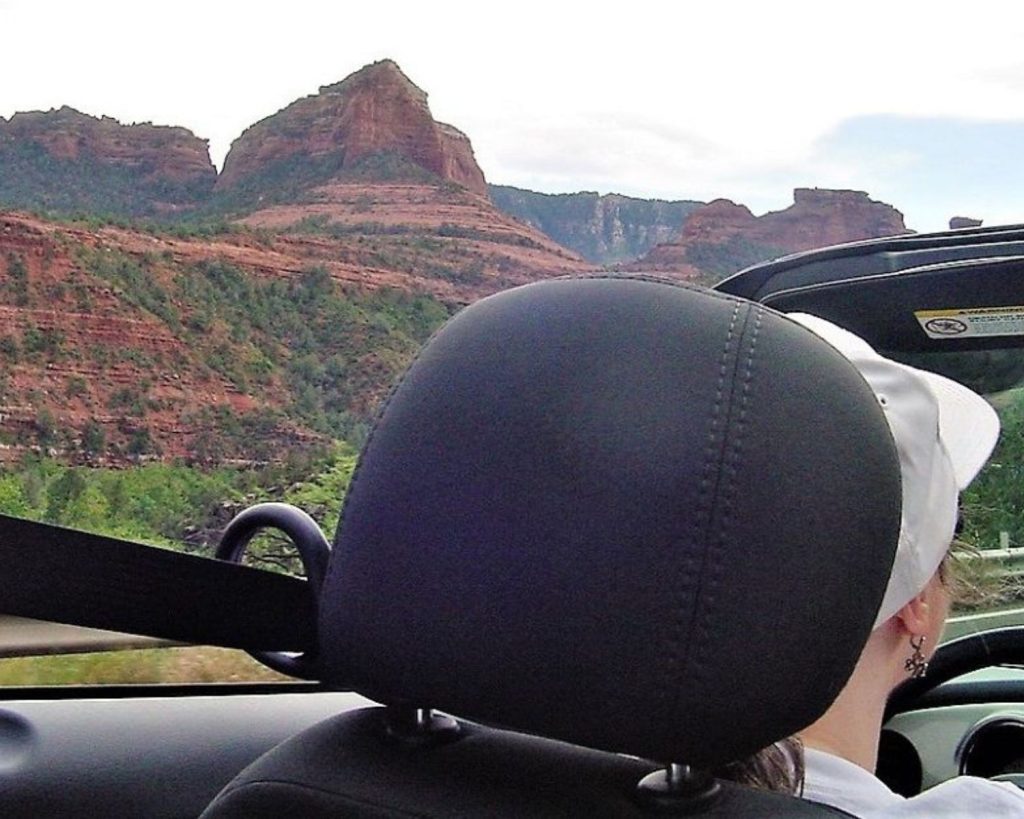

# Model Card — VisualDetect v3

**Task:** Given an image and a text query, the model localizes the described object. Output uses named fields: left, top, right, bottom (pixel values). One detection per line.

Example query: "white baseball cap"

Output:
left=788, top=313, right=1001, bottom=628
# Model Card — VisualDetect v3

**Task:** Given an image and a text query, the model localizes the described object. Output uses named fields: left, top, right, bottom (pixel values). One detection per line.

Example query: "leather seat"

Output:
left=203, top=276, right=901, bottom=817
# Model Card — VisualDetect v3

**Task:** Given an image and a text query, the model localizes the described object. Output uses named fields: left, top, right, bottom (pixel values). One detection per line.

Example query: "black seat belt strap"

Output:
left=0, top=514, right=315, bottom=652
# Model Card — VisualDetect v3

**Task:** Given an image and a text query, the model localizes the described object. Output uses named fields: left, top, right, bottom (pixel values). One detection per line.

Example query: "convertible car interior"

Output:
left=4, top=223, right=1024, bottom=816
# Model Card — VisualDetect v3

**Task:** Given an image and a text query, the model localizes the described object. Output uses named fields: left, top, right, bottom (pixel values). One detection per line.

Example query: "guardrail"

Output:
left=967, top=546, right=1024, bottom=578
left=943, top=546, right=1024, bottom=641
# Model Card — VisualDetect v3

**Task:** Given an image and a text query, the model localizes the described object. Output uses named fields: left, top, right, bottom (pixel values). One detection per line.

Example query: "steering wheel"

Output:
left=876, top=626, right=1024, bottom=794
left=885, top=626, right=1024, bottom=721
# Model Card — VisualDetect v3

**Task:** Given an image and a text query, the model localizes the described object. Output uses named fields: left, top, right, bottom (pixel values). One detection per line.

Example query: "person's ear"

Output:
left=893, top=585, right=934, bottom=637
left=888, top=573, right=942, bottom=634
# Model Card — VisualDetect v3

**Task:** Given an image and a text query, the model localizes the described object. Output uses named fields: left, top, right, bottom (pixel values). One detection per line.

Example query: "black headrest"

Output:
left=320, top=277, right=901, bottom=769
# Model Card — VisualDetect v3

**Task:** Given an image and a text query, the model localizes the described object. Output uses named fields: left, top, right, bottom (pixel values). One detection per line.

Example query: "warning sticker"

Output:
left=915, top=307, right=1024, bottom=340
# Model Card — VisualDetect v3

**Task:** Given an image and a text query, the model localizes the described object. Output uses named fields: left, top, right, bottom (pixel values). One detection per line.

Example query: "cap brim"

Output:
left=913, top=368, right=1000, bottom=490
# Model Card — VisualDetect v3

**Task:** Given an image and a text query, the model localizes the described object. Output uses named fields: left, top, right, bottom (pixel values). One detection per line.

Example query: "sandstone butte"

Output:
left=216, top=59, right=588, bottom=285
left=631, top=188, right=911, bottom=282
left=217, top=59, right=487, bottom=197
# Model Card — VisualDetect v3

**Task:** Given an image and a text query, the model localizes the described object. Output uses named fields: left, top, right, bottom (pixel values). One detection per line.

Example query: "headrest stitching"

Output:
left=692, top=306, right=764, bottom=696
left=661, top=301, right=742, bottom=723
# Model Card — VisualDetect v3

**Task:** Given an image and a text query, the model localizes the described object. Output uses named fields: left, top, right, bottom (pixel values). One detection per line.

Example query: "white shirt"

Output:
left=802, top=746, right=1024, bottom=817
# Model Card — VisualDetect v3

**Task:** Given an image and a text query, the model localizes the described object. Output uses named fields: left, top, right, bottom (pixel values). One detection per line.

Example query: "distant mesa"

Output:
left=0, top=106, right=216, bottom=216
left=215, top=59, right=488, bottom=207
left=949, top=216, right=983, bottom=230
left=632, top=187, right=910, bottom=283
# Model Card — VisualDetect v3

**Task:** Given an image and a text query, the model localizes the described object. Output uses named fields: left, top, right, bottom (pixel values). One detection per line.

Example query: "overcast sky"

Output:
left=2, top=0, right=1023, bottom=232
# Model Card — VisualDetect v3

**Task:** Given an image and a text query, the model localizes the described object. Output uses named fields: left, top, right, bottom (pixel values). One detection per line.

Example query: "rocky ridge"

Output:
left=0, top=106, right=216, bottom=215
left=632, top=188, right=909, bottom=283
left=0, top=60, right=599, bottom=465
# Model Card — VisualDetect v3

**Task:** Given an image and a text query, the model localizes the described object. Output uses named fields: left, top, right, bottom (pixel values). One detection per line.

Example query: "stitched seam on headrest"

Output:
left=692, top=306, right=764, bottom=699
left=662, top=301, right=742, bottom=728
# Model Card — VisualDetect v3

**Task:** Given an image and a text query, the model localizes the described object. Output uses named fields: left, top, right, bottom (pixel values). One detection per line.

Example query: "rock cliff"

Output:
left=632, top=188, right=909, bottom=283
left=215, top=60, right=488, bottom=206
left=0, top=107, right=216, bottom=215
left=489, top=185, right=701, bottom=265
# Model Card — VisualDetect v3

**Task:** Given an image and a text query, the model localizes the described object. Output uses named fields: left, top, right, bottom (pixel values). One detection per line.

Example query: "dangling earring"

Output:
left=904, top=635, right=928, bottom=678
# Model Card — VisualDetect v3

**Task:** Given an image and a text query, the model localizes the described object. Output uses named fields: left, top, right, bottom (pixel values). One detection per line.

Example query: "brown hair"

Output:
left=713, top=736, right=805, bottom=794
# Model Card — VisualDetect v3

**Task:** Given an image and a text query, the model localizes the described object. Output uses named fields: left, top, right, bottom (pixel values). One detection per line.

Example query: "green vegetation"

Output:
left=204, top=150, right=446, bottom=217
left=171, top=258, right=448, bottom=439
left=947, top=389, right=1024, bottom=611
left=1, top=139, right=448, bottom=222
left=3, top=251, right=29, bottom=306
left=963, top=388, right=1024, bottom=551
left=80, top=419, right=106, bottom=454
left=78, top=247, right=180, bottom=327
left=27, top=209, right=257, bottom=242
left=287, top=215, right=545, bottom=249
left=284, top=218, right=529, bottom=284
left=343, top=150, right=443, bottom=185
left=0, top=140, right=213, bottom=218
left=204, top=152, right=347, bottom=215
left=0, top=334, right=18, bottom=361
left=20, top=325, right=64, bottom=359
left=70, top=246, right=449, bottom=446
left=0, top=444, right=356, bottom=556
left=65, top=375, right=88, bottom=398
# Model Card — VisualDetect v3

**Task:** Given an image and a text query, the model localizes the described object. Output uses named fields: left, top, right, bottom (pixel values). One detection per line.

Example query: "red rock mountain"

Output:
left=217, top=59, right=487, bottom=198
left=633, top=188, right=909, bottom=282
left=0, top=65, right=921, bottom=467
left=0, top=106, right=216, bottom=213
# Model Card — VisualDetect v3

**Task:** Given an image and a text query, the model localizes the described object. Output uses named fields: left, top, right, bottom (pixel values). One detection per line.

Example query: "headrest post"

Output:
left=384, top=704, right=461, bottom=748
left=635, top=764, right=722, bottom=812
